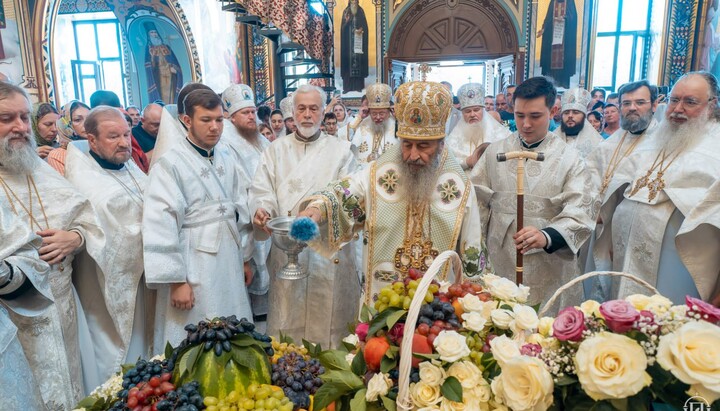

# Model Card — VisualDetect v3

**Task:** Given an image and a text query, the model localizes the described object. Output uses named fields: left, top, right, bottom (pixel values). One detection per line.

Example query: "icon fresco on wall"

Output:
left=699, top=0, right=720, bottom=78
left=333, top=0, right=376, bottom=93
left=534, top=0, right=584, bottom=89
left=0, top=0, right=26, bottom=85
left=128, top=17, right=191, bottom=106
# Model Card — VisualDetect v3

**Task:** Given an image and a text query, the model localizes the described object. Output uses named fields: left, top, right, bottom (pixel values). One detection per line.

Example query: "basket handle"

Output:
left=539, top=271, right=660, bottom=317
left=396, top=250, right=463, bottom=411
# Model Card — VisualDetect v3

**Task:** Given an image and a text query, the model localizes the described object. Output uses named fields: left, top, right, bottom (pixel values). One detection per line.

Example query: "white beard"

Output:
left=0, top=133, right=39, bottom=174
left=370, top=120, right=390, bottom=136
left=297, top=123, right=321, bottom=138
left=453, top=118, right=485, bottom=144
left=397, top=149, right=441, bottom=204
left=654, top=108, right=711, bottom=154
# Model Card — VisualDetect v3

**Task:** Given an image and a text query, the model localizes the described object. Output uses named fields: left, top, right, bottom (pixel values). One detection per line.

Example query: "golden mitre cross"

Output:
left=418, top=63, right=431, bottom=81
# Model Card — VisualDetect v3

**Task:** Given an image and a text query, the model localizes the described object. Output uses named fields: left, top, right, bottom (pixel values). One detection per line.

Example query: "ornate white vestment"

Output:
left=351, top=117, right=397, bottom=165
left=249, top=132, right=360, bottom=348
left=554, top=121, right=604, bottom=160
left=65, top=142, right=155, bottom=382
left=471, top=133, right=596, bottom=310
left=0, top=159, right=105, bottom=408
left=143, top=138, right=253, bottom=350
left=446, top=115, right=510, bottom=169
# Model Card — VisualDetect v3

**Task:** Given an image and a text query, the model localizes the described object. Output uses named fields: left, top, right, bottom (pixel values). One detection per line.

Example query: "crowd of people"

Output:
left=1, top=69, right=719, bottom=409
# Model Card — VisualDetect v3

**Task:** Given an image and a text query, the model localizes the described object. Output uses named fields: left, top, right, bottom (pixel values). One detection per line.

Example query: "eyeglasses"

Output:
left=620, top=100, right=651, bottom=108
left=667, top=97, right=716, bottom=108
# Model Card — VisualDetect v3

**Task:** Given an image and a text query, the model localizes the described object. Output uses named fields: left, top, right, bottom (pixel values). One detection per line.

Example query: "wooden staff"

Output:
left=496, top=150, right=545, bottom=285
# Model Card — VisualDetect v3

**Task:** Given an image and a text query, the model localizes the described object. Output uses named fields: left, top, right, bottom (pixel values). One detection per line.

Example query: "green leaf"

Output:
left=608, top=398, right=628, bottom=410
left=441, top=376, right=463, bottom=403
left=380, top=355, right=398, bottom=373
left=360, top=305, right=373, bottom=323
left=368, top=307, right=402, bottom=337
left=319, top=349, right=352, bottom=371
left=341, top=341, right=356, bottom=352
left=381, top=395, right=397, bottom=411
left=177, top=345, right=202, bottom=376
left=386, top=309, right=407, bottom=330
left=321, top=369, right=366, bottom=389
left=350, top=388, right=368, bottom=411
left=412, top=352, right=440, bottom=361
left=231, top=345, right=264, bottom=369
left=303, top=339, right=323, bottom=357
left=351, top=350, right=367, bottom=376
left=278, top=331, right=295, bottom=344
left=554, top=374, right=578, bottom=386
left=313, top=380, right=360, bottom=411
left=230, top=333, right=263, bottom=347
left=76, top=396, right=101, bottom=408
left=164, top=341, right=174, bottom=360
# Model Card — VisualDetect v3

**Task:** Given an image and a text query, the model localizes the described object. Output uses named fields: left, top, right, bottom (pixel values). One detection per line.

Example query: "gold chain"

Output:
left=600, top=131, right=643, bottom=194
left=629, top=148, right=681, bottom=199
left=0, top=174, right=50, bottom=231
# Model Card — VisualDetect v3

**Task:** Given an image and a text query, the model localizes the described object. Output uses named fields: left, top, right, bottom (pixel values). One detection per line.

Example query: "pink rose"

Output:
left=356, top=322, right=370, bottom=342
left=387, top=322, right=405, bottom=344
left=599, top=300, right=640, bottom=333
left=686, top=296, right=720, bottom=324
left=552, top=307, right=586, bottom=341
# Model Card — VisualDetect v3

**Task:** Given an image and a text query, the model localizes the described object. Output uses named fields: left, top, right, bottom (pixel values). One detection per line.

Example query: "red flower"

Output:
left=686, top=296, right=720, bottom=324
left=599, top=300, right=640, bottom=333
left=552, top=307, right=586, bottom=341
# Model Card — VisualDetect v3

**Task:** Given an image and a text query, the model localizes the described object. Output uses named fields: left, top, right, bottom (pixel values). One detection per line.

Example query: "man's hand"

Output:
left=253, top=208, right=272, bottom=235
left=171, top=283, right=194, bottom=310
left=297, top=206, right=322, bottom=223
left=325, top=96, right=339, bottom=113
left=466, top=143, right=491, bottom=169
left=360, top=107, right=369, bottom=119
left=37, top=229, right=82, bottom=265
left=36, top=146, right=54, bottom=159
left=513, top=226, right=548, bottom=255
left=243, top=261, right=254, bottom=286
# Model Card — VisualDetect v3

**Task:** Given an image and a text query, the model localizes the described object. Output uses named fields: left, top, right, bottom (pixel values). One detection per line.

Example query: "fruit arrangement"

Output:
left=182, top=316, right=274, bottom=357
left=269, top=338, right=309, bottom=365
left=270, top=352, right=325, bottom=410
left=109, top=377, right=202, bottom=411
left=116, top=359, right=175, bottom=402
left=154, top=381, right=205, bottom=411
left=374, top=268, right=438, bottom=312
left=203, top=384, right=294, bottom=411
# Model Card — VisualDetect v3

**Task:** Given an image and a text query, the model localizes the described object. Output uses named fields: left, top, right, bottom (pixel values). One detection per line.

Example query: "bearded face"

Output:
left=397, top=140, right=443, bottom=204
left=453, top=117, right=485, bottom=145
left=621, top=106, right=654, bottom=133
left=654, top=104, right=711, bottom=154
left=0, top=130, right=39, bottom=174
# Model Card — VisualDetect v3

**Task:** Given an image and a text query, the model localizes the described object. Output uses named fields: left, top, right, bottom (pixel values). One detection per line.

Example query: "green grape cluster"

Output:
left=202, top=384, right=293, bottom=411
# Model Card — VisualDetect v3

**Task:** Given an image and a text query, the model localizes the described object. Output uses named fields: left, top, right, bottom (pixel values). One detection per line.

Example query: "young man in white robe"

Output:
left=221, top=84, right=272, bottom=320
left=1, top=208, right=54, bottom=410
left=250, top=84, right=359, bottom=348
left=350, top=83, right=396, bottom=165
left=446, top=82, right=510, bottom=171
left=554, top=88, right=603, bottom=161
left=143, top=89, right=254, bottom=350
left=298, top=79, right=491, bottom=306
left=470, top=77, right=596, bottom=310
left=0, top=81, right=105, bottom=406
left=597, top=72, right=720, bottom=304
left=65, top=106, right=154, bottom=383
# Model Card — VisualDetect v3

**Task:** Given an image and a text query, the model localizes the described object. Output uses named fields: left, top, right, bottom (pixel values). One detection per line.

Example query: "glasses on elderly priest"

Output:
left=666, top=97, right=717, bottom=108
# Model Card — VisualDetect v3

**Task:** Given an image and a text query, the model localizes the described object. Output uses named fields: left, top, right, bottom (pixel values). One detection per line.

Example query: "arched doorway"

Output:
left=386, top=0, right=521, bottom=88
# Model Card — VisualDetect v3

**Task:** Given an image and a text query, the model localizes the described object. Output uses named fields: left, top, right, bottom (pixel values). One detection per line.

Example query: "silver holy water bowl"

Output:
left=267, top=216, right=309, bottom=280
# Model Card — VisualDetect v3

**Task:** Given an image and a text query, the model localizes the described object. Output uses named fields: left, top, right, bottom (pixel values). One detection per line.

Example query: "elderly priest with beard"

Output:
left=350, top=83, right=397, bottom=165
left=250, top=84, right=359, bottom=348
left=65, top=106, right=154, bottom=383
left=297, top=79, right=491, bottom=306
left=446, top=82, right=510, bottom=171
left=0, top=82, right=105, bottom=407
left=598, top=71, right=720, bottom=305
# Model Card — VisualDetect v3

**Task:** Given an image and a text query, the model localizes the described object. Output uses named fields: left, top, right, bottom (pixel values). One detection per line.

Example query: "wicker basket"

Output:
left=396, top=250, right=464, bottom=411
left=539, top=271, right=659, bottom=317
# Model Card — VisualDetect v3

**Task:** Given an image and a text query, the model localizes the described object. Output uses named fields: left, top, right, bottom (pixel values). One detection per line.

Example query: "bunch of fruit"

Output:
left=415, top=298, right=461, bottom=345
left=110, top=378, right=202, bottom=411
left=270, top=352, right=325, bottom=410
left=202, top=384, right=294, bottom=411
left=154, top=381, right=205, bottom=411
left=269, top=338, right=309, bottom=364
left=117, top=359, right=174, bottom=401
left=374, top=269, right=440, bottom=312
left=182, top=316, right=274, bottom=357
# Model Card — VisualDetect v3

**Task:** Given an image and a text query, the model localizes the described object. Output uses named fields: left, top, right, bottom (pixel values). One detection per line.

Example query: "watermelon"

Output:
left=172, top=332, right=272, bottom=398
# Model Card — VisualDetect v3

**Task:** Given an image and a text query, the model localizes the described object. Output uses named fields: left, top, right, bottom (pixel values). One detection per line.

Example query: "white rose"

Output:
left=418, top=407, right=442, bottom=411
left=460, top=294, right=485, bottom=313
left=526, top=333, right=544, bottom=345
left=487, top=277, right=520, bottom=301
left=345, top=352, right=355, bottom=366
left=433, top=330, right=471, bottom=362
left=482, top=273, right=502, bottom=285
left=410, top=381, right=442, bottom=407
left=513, top=305, right=540, bottom=331
left=447, top=361, right=484, bottom=389
left=419, top=361, right=447, bottom=387
left=365, top=372, right=393, bottom=401
left=538, top=317, right=554, bottom=337
left=342, top=333, right=359, bottom=346
left=440, top=398, right=467, bottom=411
left=625, top=294, right=652, bottom=311
left=489, top=335, right=521, bottom=368
left=516, top=285, right=531, bottom=303
left=575, top=332, right=651, bottom=400
left=646, top=294, right=673, bottom=314
left=462, top=311, right=488, bottom=332
left=466, top=383, right=492, bottom=403
left=491, top=356, right=554, bottom=411
left=578, top=300, right=601, bottom=317
left=656, top=321, right=720, bottom=402
left=491, top=309, right=515, bottom=329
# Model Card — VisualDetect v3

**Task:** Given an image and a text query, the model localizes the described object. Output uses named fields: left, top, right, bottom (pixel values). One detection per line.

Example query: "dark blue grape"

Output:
left=432, top=311, right=445, bottom=320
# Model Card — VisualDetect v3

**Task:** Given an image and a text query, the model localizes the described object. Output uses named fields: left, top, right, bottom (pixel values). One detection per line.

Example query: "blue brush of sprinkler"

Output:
left=290, top=217, right=319, bottom=242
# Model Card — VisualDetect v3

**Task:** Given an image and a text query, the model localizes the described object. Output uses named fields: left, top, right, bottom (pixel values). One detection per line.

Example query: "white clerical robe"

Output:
left=0, top=160, right=105, bottom=407
left=65, top=143, right=155, bottom=383
left=1, top=206, right=53, bottom=410
left=149, top=104, right=184, bottom=169
left=223, top=123, right=273, bottom=313
left=250, top=132, right=360, bottom=348
left=599, top=124, right=720, bottom=303
left=301, top=144, right=491, bottom=306
left=555, top=121, right=603, bottom=160
left=470, top=133, right=596, bottom=310
left=351, top=117, right=397, bottom=165
left=446, top=115, right=510, bottom=170
left=143, top=138, right=253, bottom=350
